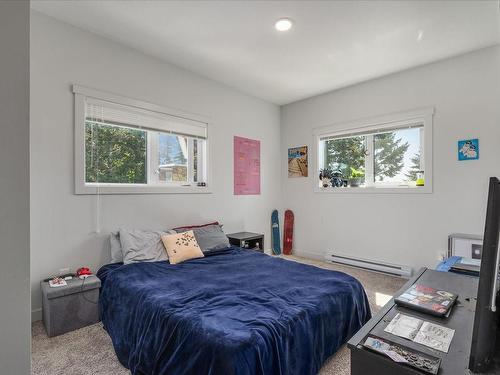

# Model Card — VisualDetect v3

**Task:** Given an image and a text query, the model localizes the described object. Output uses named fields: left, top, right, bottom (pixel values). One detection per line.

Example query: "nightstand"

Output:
left=227, top=232, right=264, bottom=252
left=41, top=275, right=101, bottom=337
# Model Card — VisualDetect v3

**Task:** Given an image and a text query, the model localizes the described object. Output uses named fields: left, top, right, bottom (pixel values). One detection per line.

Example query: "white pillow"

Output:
left=109, top=231, right=123, bottom=263
left=119, top=229, right=175, bottom=265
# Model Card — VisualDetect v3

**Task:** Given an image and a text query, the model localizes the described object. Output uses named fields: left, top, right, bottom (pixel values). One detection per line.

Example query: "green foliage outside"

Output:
left=193, top=139, right=198, bottom=182
left=405, top=152, right=421, bottom=181
left=85, top=121, right=147, bottom=184
left=324, top=136, right=366, bottom=177
left=373, top=133, right=409, bottom=181
left=324, top=132, right=410, bottom=182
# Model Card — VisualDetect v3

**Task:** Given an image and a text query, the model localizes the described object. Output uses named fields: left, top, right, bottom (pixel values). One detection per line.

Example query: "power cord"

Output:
left=79, top=276, right=99, bottom=305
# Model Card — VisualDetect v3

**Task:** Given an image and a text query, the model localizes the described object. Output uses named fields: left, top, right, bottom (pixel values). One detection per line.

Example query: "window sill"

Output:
left=75, top=184, right=213, bottom=195
left=314, top=185, right=432, bottom=194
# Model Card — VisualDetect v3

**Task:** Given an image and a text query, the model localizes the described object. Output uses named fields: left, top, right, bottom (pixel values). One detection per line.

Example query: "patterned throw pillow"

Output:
left=161, top=230, right=204, bottom=264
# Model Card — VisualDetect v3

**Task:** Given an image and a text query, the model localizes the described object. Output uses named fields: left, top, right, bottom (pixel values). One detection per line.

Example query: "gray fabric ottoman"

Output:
left=40, top=275, right=101, bottom=337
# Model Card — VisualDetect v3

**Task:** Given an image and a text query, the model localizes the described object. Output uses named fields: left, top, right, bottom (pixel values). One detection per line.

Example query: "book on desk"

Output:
left=394, top=283, right=458, bottom=317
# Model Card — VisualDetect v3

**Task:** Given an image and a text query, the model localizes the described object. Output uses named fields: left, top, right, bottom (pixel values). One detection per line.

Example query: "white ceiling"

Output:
left=31, top=1, right=500, bottom=105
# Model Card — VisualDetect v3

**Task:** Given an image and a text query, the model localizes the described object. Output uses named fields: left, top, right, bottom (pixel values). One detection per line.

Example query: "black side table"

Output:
left=227, top=232, right=264, bottom=253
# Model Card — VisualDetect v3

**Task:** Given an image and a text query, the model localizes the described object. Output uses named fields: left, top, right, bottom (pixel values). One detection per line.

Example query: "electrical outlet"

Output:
left=59, top=267, right=70, bottom=275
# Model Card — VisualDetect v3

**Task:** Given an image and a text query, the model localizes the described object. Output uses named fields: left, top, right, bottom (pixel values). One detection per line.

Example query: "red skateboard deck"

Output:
left=283, top=209, right=294, bottom=255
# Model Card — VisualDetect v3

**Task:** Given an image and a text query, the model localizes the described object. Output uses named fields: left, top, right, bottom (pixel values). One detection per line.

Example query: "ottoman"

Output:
left=40, top=275, right=101, bottom=337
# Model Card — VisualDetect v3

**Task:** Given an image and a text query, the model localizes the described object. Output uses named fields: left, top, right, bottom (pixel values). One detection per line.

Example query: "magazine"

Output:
left=413, top=321, right=456, bottom=353
left=394, top=284, right=458, bottom=317
left=49, top=277, right=67, bottom=288
left=384, top=313, right=455, bottom=353
left=363, top=336, right=408, bottom=363
left=384, top=314, right=422, bottom=340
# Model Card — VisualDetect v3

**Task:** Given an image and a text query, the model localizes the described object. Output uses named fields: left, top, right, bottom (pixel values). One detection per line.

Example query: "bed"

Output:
left=97, top=246, right=371, bottom=375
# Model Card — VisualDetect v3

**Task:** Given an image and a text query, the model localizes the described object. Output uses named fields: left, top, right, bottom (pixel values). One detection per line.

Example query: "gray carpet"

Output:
left=32, top=255, right=406, bottom=375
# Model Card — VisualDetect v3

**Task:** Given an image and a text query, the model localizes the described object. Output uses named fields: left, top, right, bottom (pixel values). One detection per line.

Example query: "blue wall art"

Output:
left=458, top=139, right=479, bottom=161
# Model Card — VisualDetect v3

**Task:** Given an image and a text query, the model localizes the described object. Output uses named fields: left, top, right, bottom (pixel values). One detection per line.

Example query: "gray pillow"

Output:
left=176, top=224, right=230, bottom=252
left=109, top=231, right=123, bottom=263
left=119, top=229, right=175, bottom=265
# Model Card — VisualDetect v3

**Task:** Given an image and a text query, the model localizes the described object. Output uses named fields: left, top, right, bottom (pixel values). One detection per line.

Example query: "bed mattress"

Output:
left=97, top=247, right=371, bottom=375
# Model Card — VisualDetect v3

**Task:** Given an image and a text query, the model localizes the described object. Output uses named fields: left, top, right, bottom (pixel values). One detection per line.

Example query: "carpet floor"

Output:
left=31, top=255, right=406, bottom=375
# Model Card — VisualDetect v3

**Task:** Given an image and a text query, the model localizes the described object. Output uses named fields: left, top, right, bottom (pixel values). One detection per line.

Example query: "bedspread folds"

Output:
left=97, top=247, right=371, bottom=375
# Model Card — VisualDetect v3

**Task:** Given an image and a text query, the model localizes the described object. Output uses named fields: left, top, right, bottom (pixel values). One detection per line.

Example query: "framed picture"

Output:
left=288, top=146, right=308, bottom=177
left=458, top=139, right=479, bottom=161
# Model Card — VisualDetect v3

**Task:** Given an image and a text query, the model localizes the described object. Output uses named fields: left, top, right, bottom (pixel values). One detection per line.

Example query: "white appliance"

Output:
left=448, top=233, right=483, bottom=259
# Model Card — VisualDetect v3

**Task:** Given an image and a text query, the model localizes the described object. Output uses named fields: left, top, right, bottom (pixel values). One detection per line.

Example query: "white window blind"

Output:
left=74, top=85, right=211, bottom=195
left=319, top=123, right=423, bottom=142
left=85, top=98, right=207, bottom=139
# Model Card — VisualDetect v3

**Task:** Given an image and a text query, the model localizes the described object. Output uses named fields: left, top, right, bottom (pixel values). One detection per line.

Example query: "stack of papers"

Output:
left=384, top=313, right=455, bottom=353
left=459, top=258, right=481, bottom=266
left=49, top=278, right=67, bottom=288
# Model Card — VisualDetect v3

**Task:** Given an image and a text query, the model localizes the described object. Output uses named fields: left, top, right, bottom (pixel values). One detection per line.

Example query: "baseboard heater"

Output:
left=324, top=252, right=412, bottom=278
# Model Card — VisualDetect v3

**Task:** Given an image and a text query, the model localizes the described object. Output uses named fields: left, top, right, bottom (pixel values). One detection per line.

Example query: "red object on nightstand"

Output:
left=283, top=209, right=294, bottom=255
left=76, top=267, right=92, bottom=278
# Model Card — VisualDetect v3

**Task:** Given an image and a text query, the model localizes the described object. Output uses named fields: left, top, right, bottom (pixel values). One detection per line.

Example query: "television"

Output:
left=469, top=177, right=500, bottom=372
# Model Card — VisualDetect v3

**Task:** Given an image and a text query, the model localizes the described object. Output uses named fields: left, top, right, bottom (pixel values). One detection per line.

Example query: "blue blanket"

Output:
left=97, top=247, right=371, bottom=375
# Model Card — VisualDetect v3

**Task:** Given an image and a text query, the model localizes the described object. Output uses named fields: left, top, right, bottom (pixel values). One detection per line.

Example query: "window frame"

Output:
left=148, top=132, right=205, bottom=186
left=73, top=85, right=212, bottom=195
left=312, top=107, right=434, bottom=194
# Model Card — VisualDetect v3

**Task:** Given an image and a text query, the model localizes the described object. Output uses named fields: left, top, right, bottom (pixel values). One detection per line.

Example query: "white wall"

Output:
left=30, top=12, right=281, bottom=320
left=30, top=10, right=500, bottom=321
left=0, top=1, right=31, bottom=373
left=281, top=46, right=500, bottom=270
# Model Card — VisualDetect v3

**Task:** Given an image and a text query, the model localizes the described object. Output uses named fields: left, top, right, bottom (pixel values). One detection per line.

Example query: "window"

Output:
left=74, top=85, right=210, bottom=194
left=85, top=122, right=147, bottom=184
left=151, top=132, right=205, bottom=185
left=314, top=108, right=433, bottom=193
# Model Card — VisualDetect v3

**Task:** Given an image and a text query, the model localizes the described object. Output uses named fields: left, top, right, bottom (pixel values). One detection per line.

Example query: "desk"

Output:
left=348, top=268, right=500, bottom=374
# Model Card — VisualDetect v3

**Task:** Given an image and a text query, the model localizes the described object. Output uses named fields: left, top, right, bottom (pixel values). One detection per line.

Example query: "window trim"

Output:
left=73, top=85, right=212, bottom=195
left=312, top=107, right=434, bottom=194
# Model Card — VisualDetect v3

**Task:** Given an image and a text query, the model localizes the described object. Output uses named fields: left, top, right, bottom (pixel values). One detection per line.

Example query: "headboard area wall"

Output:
left=30, top=12, right=281, bottom=321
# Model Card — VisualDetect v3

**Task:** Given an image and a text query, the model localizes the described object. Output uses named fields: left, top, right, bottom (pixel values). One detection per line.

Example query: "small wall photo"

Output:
left=458, top=139, right=479, bottom=161
left=288, top=146, right=308, bottom=177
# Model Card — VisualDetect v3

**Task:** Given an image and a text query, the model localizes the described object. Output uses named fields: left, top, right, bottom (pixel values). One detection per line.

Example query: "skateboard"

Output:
left=271, top=209, right=281, bottom=255
left=283, top=209, right=294, bottom=255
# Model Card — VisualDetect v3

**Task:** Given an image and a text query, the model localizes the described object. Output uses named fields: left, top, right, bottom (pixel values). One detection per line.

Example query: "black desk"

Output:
left=348, top=268, right=500, bottom=374
left=226, top=232, right=264, bottom=252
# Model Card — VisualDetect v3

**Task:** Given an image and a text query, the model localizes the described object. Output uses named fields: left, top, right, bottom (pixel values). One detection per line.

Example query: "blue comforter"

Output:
left=97, top=247, right=371, bottom=375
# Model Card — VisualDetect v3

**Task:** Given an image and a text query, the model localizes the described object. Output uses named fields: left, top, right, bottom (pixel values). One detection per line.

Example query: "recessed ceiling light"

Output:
left=275, top=18, right=293, bottom=32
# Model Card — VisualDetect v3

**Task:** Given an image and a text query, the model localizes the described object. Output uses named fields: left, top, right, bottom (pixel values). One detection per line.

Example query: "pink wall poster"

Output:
left=234, top=136, right=260, bottom=195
